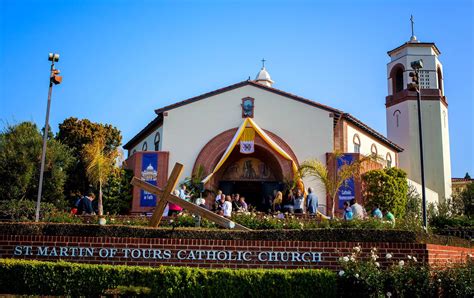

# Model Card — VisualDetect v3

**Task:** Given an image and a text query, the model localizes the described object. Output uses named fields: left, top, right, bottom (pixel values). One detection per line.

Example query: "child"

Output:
left=343, top=201, right=353, bottom=220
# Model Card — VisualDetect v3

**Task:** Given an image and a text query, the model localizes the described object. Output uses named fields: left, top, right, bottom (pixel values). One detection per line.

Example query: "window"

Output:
left=391, top=64, right=405, bottom=94
left=393, top=110, right=401, bottom=128
left=437, top=67, right=443, bottom=93
left=154, top=132, right=161, bottom=151
left=443, top=110, right=447, bottom=128
left=386, top=153, right=392, bottom=168
left=142, top=142, right=148, bottom=151
left=371, top=144, right=378, bottom=156
left=353, top=134, right=361, bottom=153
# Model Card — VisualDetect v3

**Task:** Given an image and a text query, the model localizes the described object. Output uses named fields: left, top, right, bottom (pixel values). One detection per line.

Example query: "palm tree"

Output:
left=82, top=136, right=119, bottom=216
left=299, top=152, right=376, bottom=218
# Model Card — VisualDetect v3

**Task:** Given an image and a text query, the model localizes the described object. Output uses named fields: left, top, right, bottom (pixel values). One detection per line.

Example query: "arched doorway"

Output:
left=193, top=128, right=298, bottom=210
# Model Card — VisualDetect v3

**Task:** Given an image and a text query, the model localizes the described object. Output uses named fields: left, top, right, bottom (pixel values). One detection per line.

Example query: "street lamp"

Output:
left=35, top=53, right=62, bottom=222
left=408, top=59, right=427, bottom=229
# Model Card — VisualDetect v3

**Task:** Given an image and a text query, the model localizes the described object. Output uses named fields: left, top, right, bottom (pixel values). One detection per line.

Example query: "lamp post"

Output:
left=35, top=53, right=62, bottom=222
left=408, top=59, right=427, bottom=229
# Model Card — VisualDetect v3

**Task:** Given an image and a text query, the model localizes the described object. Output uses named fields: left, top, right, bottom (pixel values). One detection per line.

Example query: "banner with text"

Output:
left=337, top=154, right=355, bottom=209
left=140, top=153, right=158, bottom=207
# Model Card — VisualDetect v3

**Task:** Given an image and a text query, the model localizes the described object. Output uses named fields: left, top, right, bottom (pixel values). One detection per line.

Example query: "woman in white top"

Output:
left=223, top=195, right=233, bottom=218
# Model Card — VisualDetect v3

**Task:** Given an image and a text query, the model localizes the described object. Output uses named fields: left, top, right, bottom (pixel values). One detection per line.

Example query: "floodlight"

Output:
left=411, top=59, right=423, bottom=70
left=48, top=53, right=59, bottom=62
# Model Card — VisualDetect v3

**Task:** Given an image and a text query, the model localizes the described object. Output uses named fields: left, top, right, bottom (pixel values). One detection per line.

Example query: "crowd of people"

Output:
left=71, top=184, right=397, bottom=226
left=342, top=199, right=395, bottom=225
left=270, top=187, right=319, bottom=215
left=212, top=191, right=248, bottom=218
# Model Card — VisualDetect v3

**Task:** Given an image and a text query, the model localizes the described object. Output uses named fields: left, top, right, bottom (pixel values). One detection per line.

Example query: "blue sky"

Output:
left=0, top=0, right=472, bottom=177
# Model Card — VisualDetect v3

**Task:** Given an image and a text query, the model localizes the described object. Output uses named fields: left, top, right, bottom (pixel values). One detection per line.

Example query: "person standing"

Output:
left=282, top=190, right=295, bottom=214
left=272, top=191, right=283, bottom=212
left=306, top=187, right=319, bottom=215
left=168, top=189, right=183, bottom=216
left=179, top=185, right=191, bottom=201
left=350, top=199, right=366, bottom=219
left=215, top=190, right=223, bottom=203
left=223, top=195, right=233, bottom=218
left=294, top=189, right=305, bottom=214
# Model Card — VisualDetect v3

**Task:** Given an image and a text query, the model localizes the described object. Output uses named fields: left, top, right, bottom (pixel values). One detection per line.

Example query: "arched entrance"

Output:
left=193, top=128, right=298, bottom=210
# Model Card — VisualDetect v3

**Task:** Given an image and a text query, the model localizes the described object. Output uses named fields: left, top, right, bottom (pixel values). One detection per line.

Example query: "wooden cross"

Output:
left=131, top=163, right=250, bottom=230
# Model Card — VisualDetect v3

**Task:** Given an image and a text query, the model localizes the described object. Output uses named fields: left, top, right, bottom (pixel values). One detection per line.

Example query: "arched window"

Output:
left=142, top=142, right=148, bottom=151
left=437, top=67, right=443, bottom=93
left=390, top=64, right=405, bottom=94
left=386, top=153, right=392, bottom=168
left=443, top=110, right=447, bottom=128
left=353, top=134, right=361, bottom=153
left=371, top=144, right=378, bottom=156
left=393, top=110, right=401, bottom=128
left=154, top=132, right=161, bottom=151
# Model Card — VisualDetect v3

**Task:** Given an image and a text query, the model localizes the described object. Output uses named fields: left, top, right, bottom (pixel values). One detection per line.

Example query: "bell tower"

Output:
left=385, top=17, right=451, bottom=202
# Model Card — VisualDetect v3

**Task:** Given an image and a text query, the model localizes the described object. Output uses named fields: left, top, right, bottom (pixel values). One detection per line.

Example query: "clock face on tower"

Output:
left=242, top=97, right=254, bottom=118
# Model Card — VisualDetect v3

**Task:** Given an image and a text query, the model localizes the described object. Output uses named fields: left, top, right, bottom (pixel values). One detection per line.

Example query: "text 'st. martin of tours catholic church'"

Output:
left=123, top=32, right=451, bottom=215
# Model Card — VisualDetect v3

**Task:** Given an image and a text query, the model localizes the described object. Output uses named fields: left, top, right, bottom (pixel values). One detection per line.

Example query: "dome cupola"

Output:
left=255, top=59, right=274, bottom=87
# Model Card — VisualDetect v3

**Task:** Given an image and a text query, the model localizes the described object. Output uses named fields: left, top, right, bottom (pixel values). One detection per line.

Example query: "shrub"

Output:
left=0, top=259, right=337, bottom=297
left=337, top=245, right=474, bottom=297
left=0, top=199, right=79, bottom=223
left=362, top=167, right=408, bottom=218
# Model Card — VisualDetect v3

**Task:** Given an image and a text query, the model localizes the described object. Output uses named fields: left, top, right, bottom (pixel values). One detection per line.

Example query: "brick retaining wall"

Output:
left=0, top=235, right=471, bottom=270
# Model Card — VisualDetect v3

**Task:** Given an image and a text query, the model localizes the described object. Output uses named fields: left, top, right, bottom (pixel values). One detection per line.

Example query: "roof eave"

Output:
left=123, top=114, right=163, bottom=150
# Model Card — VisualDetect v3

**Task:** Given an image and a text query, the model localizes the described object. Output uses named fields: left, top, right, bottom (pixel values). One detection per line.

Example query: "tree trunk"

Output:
left=98, top=182, right=103, bottom=216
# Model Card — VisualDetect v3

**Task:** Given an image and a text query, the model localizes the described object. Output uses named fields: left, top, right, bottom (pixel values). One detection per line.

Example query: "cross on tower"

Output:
left=410, top=15, right=415, bottom=38
left=261, top=58, right=266, bottom=68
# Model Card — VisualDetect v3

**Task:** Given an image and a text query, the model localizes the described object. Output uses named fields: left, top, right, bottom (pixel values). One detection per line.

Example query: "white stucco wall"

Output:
left=387, top=99, right=452, bottom=202
left=387, top=45, right=442, bottom=95
left=407, top=179, right=439, bottom=206
left=156, top=84, right=334, bottom=212
left=346, top=124, right=398, bottom=167
left=129, top=125, right=163, bottom=155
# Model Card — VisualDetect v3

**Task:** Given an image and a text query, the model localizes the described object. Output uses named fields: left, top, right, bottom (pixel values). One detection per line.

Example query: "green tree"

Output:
left=362, top=167, right=408, bottom=218
left=56, top=117, right=122, bottom=199
left=464, top=172, right=471, bottom=179
left=82, top=137, right=120, bottom=216
left=102, top=168, right=133, bottom=214
left=0, top=122, right=74, bottom=207
left=299, top=152, right=373, bottom=218
left=459, top=183, right=474, bottom=218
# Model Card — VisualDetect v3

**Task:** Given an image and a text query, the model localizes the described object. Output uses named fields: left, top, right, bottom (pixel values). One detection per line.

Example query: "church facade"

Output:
left=124, top=35, right=451, bottom=215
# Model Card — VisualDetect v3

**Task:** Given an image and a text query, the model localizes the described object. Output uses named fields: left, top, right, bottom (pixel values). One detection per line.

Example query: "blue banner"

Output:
left=337, top=154, right=355, bottom=209
left=140, top=153, right=158, bottom=207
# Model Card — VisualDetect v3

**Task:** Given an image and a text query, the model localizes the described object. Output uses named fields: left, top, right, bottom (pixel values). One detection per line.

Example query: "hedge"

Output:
left=0, top=222, right=470, bottom=247
left=0, top=258, right=337, bottom=297
left=1, top=259, right=472, bottom=297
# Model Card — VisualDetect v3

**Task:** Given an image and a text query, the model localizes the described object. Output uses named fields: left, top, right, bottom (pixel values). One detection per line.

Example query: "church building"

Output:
left=124, top=32, right=451, bottom=215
